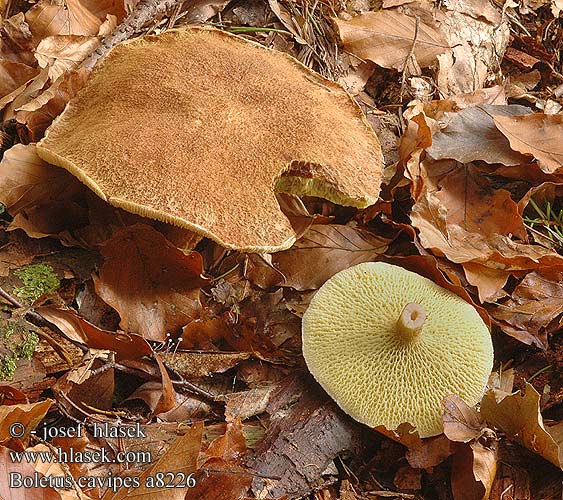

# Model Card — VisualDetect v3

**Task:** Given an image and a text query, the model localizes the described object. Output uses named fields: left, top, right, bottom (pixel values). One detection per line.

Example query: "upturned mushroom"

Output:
left=36, top=27, right=383, bottom=252
left=302, top=262, right=493, bottom=438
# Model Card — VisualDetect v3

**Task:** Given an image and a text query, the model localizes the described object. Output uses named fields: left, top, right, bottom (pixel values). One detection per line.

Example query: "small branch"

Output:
left=399, top=16, right=420, bottom=102
left=82, top=0, right=187, bottom=71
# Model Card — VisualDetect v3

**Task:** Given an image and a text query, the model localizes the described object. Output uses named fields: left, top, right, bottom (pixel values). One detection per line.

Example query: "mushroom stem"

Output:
left=396, top=303, right=426, bottom=344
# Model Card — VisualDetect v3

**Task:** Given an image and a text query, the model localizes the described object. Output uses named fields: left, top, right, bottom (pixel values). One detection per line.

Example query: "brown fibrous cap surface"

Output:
left=37, top=27, right=383, bottom=252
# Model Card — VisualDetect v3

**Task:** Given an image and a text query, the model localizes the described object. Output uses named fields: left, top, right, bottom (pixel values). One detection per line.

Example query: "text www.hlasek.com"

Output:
left=9, top=447, right=152, bottom=464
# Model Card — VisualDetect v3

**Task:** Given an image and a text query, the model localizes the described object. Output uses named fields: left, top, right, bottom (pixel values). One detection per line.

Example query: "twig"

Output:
left=399, top=16, right=420, bottom=102
left=82, top=0, right=187, bottom=71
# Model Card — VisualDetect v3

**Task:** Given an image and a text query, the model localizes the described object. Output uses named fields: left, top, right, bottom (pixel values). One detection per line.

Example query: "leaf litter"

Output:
left=2, top=0, right=563, bottom=499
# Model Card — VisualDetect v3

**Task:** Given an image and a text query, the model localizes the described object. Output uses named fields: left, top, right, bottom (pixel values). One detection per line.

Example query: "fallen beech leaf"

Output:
left=37, top=306, right=153, bottom=361
left=0, top=385, right=28, bottom=405
left=152, top=353, right=176, bottom=416
left=335, top=10, right=449, bottom=70
left=273, top=224, right=391, bottom=290
left=225, top=386, right=277, bottom=422
left=93, top=224, right=208, bottom=342
left=493, top=113, right=563, bottom=174
left=488, top=268, right=563, bottom=349
left=103, top=421, right=203, bottom=500
left=0, top=60, right=40, bottom=99
left=427, top=105, right=531, bottom=165
left=451, top=438, right=497, bottom=500
left=0, top=144, right=84, bottom=216
left=0, top=445, right=67, bottom=500
left=186, top=419, right=252, bottom=500
left=377, top=423, right=454, bottom=469
left=481, top=383, right=563, bottom=468
left=0, top=399, right=52, bottom=448
left=462, top=262, right=509, bottom=303
left=25, top=0, right=102, bottom=42
left=443, top=395, right=485, bottom=443
left=16, top=68, right=90, bottom=142
left=35, top=34, right=99, bottom=81
left=53, top=359, right=114, bottom=417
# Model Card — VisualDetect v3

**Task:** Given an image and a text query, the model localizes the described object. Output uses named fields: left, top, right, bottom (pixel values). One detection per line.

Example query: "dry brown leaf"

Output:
left=442, top=395, right=485, bottom=443
left=462, top=263, right=509, bottom=303
left=434, top=2, right=508, bottom=95
left=273, top=224, right=391, bottom=290
left=0, top=60, right=40, bottom=99
left=34, top=34, right=99, bottom=81
left=488, top=268, right=563, bottom=349
left=16, top=68, right=90, bottom=141
left=25, top=0, right=102, bottom=43
left=225, top=386, right=277, bottom=422
left=378, top=423, right=454, bottom=468
left=0, top=399, right=52, bottom=448
left=0, top=144, right=84, bottom=216
left=481, top=383, right=563, bottom=468
left=0, top=445, right=67, bottom=500
left=427, top=104, right=531, bottom=165
left=335, top=10, right=449, bottom=70
left=186, top=419, right=252, bottom=500
left=52, top=358, right=115, bottom=418
left=451, top=439, right=497, bottom=500
left=0, top=231, right=59, bottom=277
left=103, top=421, right=203, bottom=499
left=493, top=113, right=563, bottom=174
left=152, top=353, right=177, bottom=416
left=93, top=224, right=208, bottom=342
left=37, top=306, right=153, bottom=361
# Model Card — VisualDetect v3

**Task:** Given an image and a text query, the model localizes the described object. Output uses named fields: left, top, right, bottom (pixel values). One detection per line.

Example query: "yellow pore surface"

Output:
left=302, top=262, right=494, bottom=438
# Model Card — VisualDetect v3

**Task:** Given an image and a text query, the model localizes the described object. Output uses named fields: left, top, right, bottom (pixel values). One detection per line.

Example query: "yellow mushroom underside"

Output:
left=37, top=27, right=383, bottom=252
left=302, top=262, right=493, bottom=438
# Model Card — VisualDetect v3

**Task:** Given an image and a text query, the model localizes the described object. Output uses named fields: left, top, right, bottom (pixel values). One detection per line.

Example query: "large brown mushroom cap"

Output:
left=302, top=262, right=494, bottom=438
left=36, top=27, right=383, bottom=252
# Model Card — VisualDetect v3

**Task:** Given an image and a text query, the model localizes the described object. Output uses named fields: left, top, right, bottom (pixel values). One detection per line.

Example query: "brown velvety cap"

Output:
left=37, top=27, right=383, bottom=252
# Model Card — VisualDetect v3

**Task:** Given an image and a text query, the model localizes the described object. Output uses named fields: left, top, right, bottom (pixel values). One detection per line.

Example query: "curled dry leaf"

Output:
left=493, top=113, right=563, bottom=174
left=378, top=423, right=454, bottom=469
left=442, top=395, right=486, bottom=444
left=186, top=418, right=252, bottom=500
left=34, top=34, right=99, bottom=82
left=451, top=438, right=497, bottom=500
left=488, top=268, right=563, bottom=349
left=0, top=144, right=84, bottom=217
left=334, top=10, right=450, bottom=70
left=481, top=383, right=563, bottom=468
left=0, top=399, right=52, bottom=448
left=25, top=0, right=102, bottom=42
left=0, top=444, right=78, bottom=500
left=93, top=224, right=208, bottom=342
left=102, top=422, right=203, bottom=500
left=435, top=0, right=508, bottom=96
left=273, top=224, right=391, bottom=290
left=0, top=60, right=40, bottom=99
left=37, top=306, right=153, bottom=361
left=427, top=104, right=531, bottom=165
